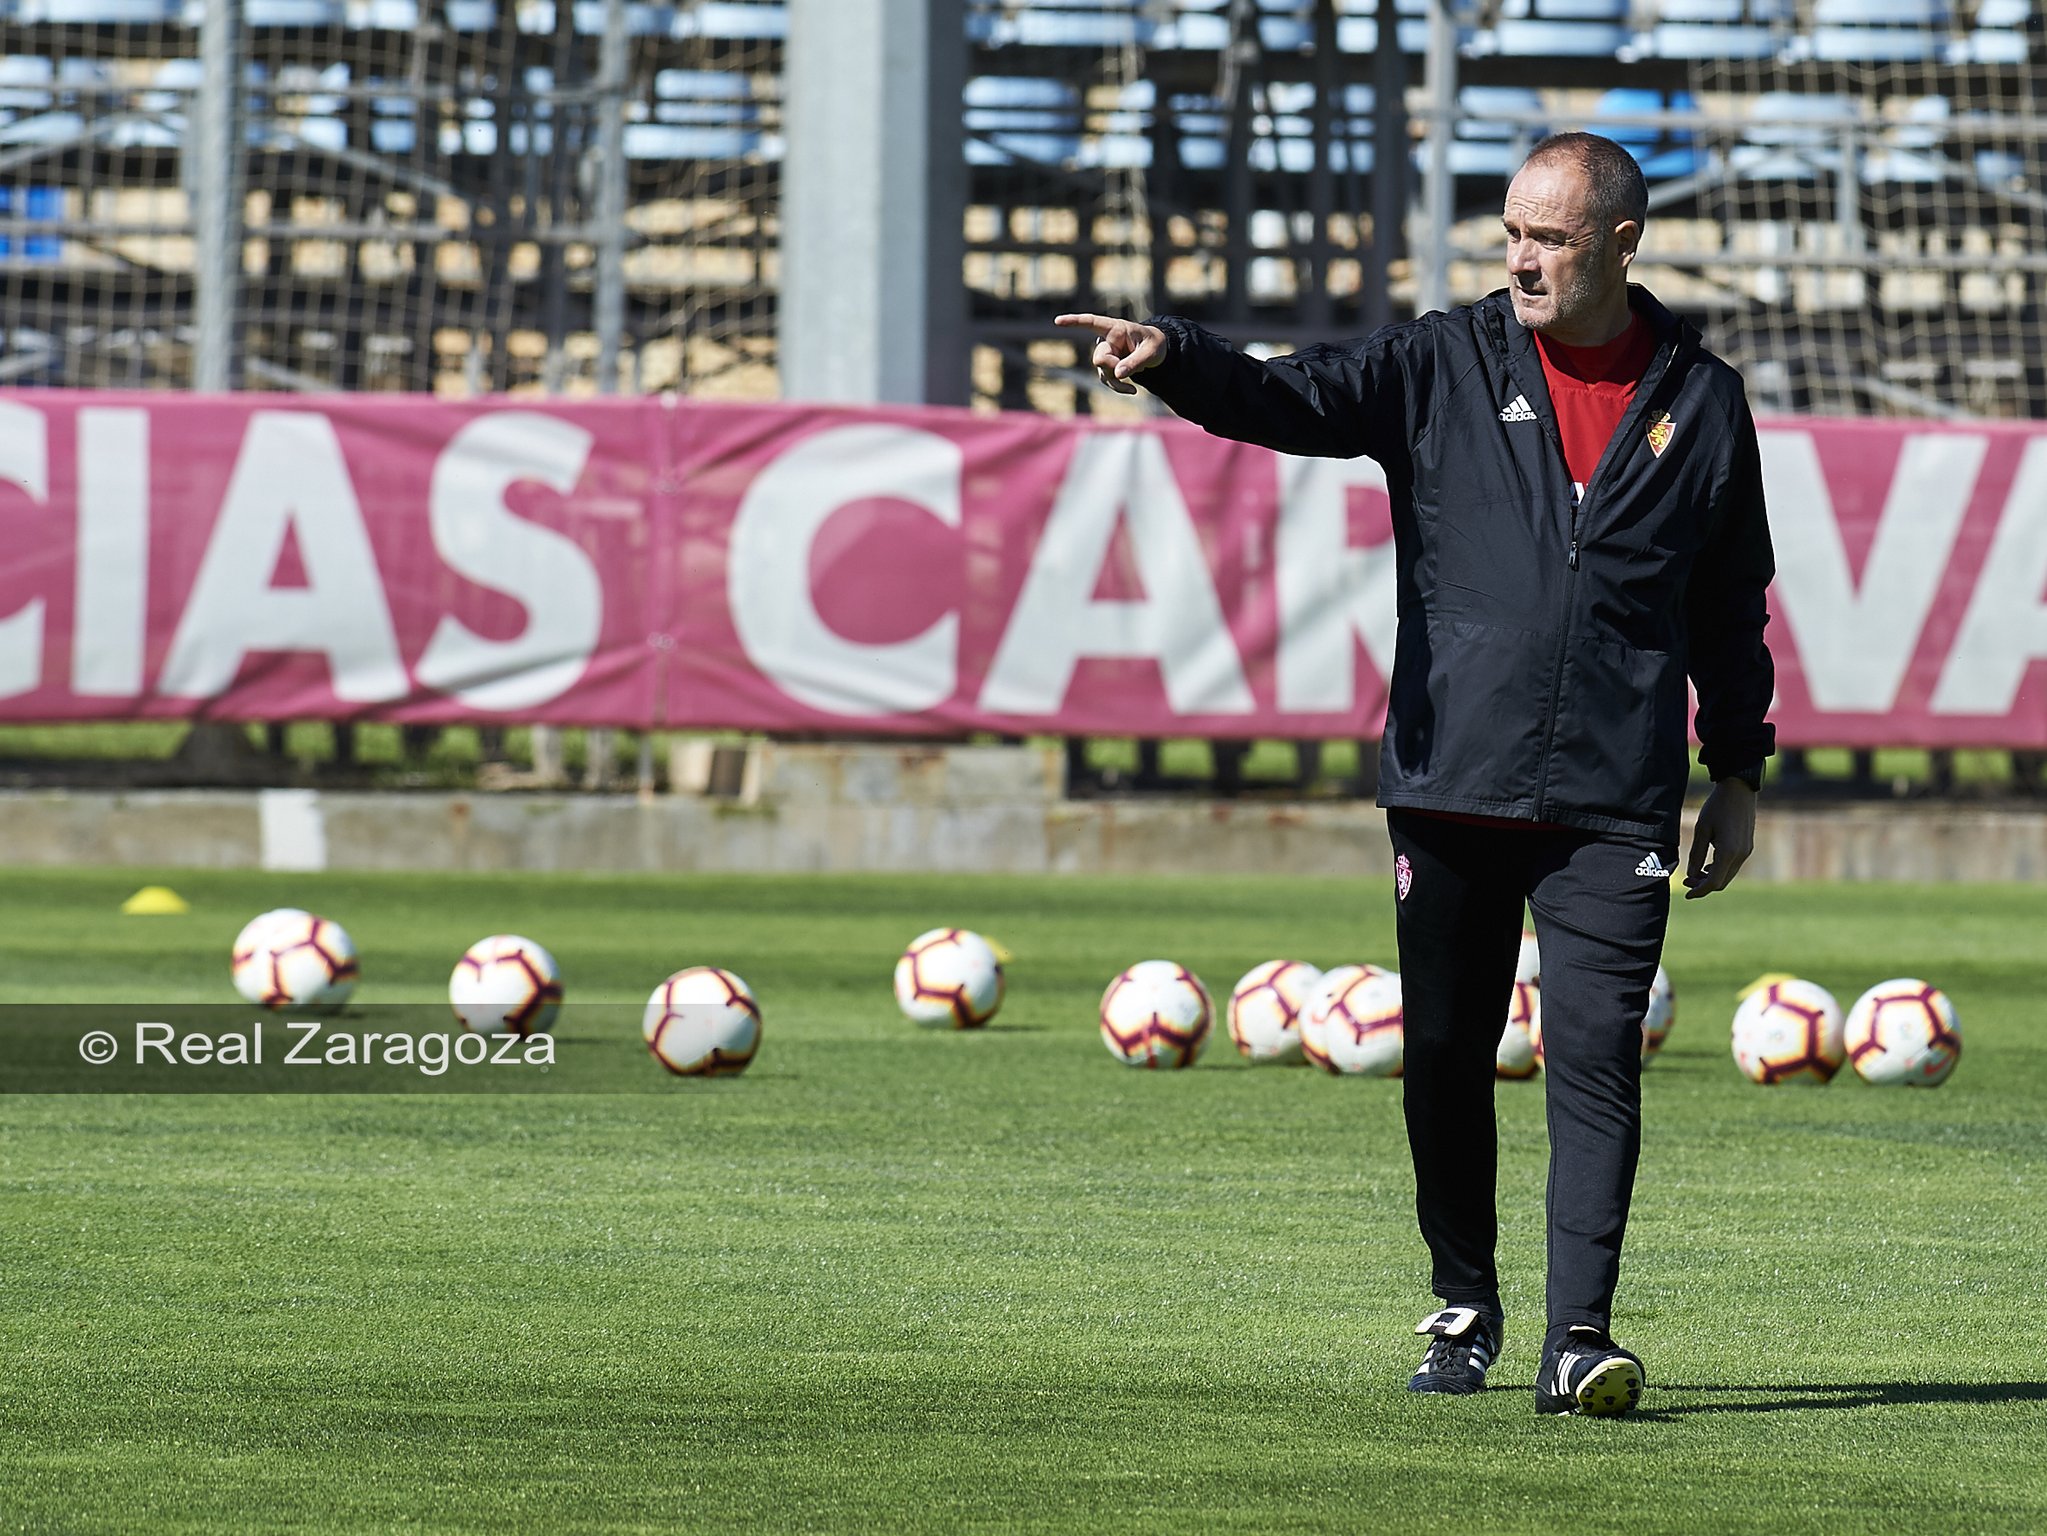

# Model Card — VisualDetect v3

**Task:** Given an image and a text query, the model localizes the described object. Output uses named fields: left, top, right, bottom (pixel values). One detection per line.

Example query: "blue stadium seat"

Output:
left=1974, top=0, right=2027, bottom=22
left=1247, top=136, right=1316, bottom=174
left=656, top=69, right=756, bottom=102
left=1077, top=134, right=1151, bottom=170
left=1013, top=10, right=1147, bottom=47
left=1650, top=22, right=1780, bottom=55
left=1812, top=26, right=1940, bottom=58
left=14, top=0, right=176, bottom=19
left=0, top=185, right=62, bottom=261
left=1952, top=28, right=2028, bottom=57
left=0, top=57, right=54, bottom=112
left=1812, top=0, right=1943, bottom=18
left=966, top=109, right=1078, bottom=132
left=1808, top=0, right=1945, bottom=57
left=347, top=0, right=418, bottom=25
left=965, top=78, right=1077, bottom=110
left=676, top=2, right=785, bottom=40
left=1594, top=88, right=1702, bottom=179
left=623, top=124, right=771, bottom=160
left=1976, top=149, right=2026, bottom=181
left=242, top=1, right=347, bottom=24
left=1493, top=18, right=1630, bottom=52
left=1650, top=0, right=1744, bottom=18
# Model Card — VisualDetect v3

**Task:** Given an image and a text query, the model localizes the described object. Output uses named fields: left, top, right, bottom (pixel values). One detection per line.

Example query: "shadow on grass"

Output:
left=1638, top=1381, right=2047, bottom=1418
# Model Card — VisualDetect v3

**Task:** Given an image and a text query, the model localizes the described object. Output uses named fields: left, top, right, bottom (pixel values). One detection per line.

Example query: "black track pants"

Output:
left=1387, top=808, right=1672, bottom=1340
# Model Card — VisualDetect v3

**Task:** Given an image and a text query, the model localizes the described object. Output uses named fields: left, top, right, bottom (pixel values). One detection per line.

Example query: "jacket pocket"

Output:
left=1548, top=634, right=1690, bottom=828
left=1382, top=612, right=1552, bottom=811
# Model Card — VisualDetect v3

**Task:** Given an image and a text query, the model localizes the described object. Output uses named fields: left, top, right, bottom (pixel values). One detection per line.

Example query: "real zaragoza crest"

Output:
left=1646, top=412, right=1675, bottom=457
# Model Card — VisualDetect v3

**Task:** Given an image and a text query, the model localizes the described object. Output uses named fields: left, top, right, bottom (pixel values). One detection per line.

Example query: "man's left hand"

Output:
left=1684, top=780, right=1757, bottom=899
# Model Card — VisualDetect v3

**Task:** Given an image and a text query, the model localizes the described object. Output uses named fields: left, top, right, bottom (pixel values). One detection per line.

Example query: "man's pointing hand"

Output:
left=1055, top=314, right=1169, bottom=395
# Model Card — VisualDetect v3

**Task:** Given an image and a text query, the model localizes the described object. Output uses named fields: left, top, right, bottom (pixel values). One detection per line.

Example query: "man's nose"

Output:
left=1506, top=239, right=1538, bottom=274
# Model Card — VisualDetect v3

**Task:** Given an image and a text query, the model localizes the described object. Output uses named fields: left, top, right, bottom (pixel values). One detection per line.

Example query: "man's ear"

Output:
left=1615, top=219, right=1642, bottom=271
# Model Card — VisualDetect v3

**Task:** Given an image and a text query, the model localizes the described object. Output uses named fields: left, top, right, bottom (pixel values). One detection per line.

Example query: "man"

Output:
left=1057, top=132, right=1774, bottom=1417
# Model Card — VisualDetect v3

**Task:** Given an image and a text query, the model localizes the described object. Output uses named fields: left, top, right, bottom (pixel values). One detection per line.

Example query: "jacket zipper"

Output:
left=1512, top=322, right=1685, bottom=819
left=1527, top=381, right=1584, bottom=819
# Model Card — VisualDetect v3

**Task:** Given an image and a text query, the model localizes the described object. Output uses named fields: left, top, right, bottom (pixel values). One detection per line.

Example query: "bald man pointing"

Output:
left=1060, top=132, right=1776, bottom=1417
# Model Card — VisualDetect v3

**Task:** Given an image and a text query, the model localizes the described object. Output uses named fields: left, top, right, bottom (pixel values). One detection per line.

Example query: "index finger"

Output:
left=1054, top=314, right=1121, bottom=335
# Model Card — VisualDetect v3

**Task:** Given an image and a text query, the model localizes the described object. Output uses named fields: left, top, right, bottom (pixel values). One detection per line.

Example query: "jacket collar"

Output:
left=1481, top=283, right=1696, bottom=372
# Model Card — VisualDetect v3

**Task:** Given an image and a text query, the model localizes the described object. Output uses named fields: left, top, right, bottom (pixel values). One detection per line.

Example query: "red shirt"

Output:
left=1409, top=315, right=1657, bottom=833
left=1535, top=314, right=1658, bottom=501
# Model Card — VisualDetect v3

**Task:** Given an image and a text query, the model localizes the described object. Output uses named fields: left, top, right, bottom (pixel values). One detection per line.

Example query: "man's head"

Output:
left=1502, top=133, right=1647, bottom=341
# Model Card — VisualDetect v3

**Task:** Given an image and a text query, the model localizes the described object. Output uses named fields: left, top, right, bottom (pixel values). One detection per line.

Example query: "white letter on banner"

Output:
left=980, top=433, right=1252, bottom=715
left=414, top=414, right=602, bottom=711
left=73, top=407, right=150, bottom=697
left=160, top=412, right=407, bottom=702
left=730, top=423, right=960, bottom=715
left=1760, top=429, right=1984, bottom=714
left=0, top=400, right=48, bottom=698
left=1275, top=454, right=1397, bottom=712
left=1932, top=437, right=2047, bottom=716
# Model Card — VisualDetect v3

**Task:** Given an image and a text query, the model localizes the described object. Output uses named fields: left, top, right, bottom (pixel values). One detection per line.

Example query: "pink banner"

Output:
left=0, top=390, right=2043, bottom=746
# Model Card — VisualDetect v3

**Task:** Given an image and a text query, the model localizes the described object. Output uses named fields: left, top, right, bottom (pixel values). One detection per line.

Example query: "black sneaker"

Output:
left=1407, top=1306, right=1502, bottom=1395
left=1535, top=1326, right=1645, bottom=1416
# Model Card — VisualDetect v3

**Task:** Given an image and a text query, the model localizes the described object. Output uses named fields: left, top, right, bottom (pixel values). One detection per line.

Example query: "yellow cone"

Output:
left=121, top=885, right=190, bottom=915
left=1737, top=971, right=1796, bottom=1001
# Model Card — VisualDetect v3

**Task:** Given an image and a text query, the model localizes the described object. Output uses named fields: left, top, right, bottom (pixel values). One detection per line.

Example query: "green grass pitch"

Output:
left=2, top=867, right=2043, bottom=1534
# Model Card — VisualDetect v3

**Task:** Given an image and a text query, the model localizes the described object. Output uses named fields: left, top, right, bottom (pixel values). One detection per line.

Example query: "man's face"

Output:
left=1501, top=159, right=1634, bottom=334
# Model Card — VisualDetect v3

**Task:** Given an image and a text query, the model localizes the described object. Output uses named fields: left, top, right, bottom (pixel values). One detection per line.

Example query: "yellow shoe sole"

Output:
left=1573, top=1357, right=1645, bottom=1417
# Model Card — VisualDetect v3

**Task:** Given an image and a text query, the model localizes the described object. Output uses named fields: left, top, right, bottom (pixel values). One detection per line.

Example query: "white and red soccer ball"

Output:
left=644, top=966, right=761, bottom=1076
left=1227, top=959, right=1322, bottom=1063
left=1496, top=980, right=1540, bottom=1079
left=1303, top=965, right=1403, bottom=1077
left=1641, top=964, right=1676, bottom=1060
left=231, top=908, right=308, bottom=1004
left=449, top=934, right=563, bottom=1037
left=1732, top=978, right=1846, bottom=1085
left=1845, top=978, right=1961, bottom=1086
left=894, top=928, right=1004, bottom=1029
left=232, top=908, right=357, bottom=1009
left=1100, top=961, right=1212, bottom=1069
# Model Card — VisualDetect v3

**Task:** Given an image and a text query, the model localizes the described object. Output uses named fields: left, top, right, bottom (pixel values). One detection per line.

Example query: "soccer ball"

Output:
left=1304, top=966, right=1403, bottom=1077
left=893, top=928, right=1004, bottom=1029
left=1845, top=978, right=1961, bottom=1086
left=1227, top=960, right=1323, bottom=1063
left=1516, top=928, right=1541, bottom=984
left=1731, top=978, right=1845, bottom=1085
left=1100, top=961, right=1212, bottom=1069
left=1298, top=964, right=1388, bottom=1071
left=1641, top=964, right=1676, bottom=1060
left=241, top=911, right=357, bottom=1009
left=230, top=907, right=308, bottom=1004
left=644, top=966, right=761, bottom=1076
left=1497, top=980, right=1541, bottom=1079
left=449, top=934, right=563, bottom=1037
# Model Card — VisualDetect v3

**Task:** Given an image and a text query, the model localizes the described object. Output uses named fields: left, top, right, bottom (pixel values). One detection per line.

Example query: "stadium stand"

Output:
left=0, top=0, right=2040, bottom=413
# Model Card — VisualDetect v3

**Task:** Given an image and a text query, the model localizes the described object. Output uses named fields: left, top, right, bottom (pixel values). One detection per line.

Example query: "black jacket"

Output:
left=1144, top=285, right=1775, bottom=843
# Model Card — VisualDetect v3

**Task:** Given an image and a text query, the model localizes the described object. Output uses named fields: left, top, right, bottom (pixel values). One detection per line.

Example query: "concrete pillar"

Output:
left=782, top=0, right=967, bottom=405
